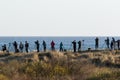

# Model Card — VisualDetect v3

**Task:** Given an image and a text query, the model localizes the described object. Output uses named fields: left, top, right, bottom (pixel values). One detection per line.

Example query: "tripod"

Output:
left=101, top=41, right=108, bottom=50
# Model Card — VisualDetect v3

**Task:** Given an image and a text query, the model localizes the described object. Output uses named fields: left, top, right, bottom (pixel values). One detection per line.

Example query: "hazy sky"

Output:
left=0, top=0, right=120, bottom=36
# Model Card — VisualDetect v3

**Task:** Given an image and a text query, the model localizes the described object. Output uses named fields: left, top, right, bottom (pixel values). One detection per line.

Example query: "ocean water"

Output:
left=0, top=37, right=119, bottom=52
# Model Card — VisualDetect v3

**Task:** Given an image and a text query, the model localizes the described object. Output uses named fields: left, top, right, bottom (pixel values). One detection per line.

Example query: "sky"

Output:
left=0, top=0, right=120, bottom=36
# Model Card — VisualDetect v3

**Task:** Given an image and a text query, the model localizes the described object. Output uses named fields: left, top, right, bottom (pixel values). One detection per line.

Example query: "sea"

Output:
left=0, top=37, right=120, bottom=52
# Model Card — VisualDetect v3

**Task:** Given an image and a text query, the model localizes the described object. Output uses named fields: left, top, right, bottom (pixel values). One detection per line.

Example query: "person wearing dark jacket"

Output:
left=60, top=42, right=63, bottom=52
left=35, top=40, right=40, bottom=52
left=42, top=40, right=46, bottom=52
left=117, top=40, right=120, bottom=50
left=105, top=37, right=110, bottom=49
left=13, top=41, right=18, bottom=53
left=95, top=37, right=99, bottom=50
left=2, top=44, right=7, bottom=52
left=72, top=40, right=76, bottom=52
left=110, top=41, right=113, bottom=50
left=78, top=40, right=82, bottom=51
left=25, top=41, right=29, bottom=53
left=112, top=37, right=115, bottom=49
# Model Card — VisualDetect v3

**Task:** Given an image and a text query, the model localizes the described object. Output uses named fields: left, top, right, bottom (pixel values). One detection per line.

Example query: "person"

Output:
left=2, top=44, right=7, bottom=52
left=25, top=41, right=29, bottom=53
left=35, top=40, right=40, bottom=52
left=13, top=41, right=18, bottom=53
left=19, top=42, right=24, bottom=52
left=78, top=40, right=82, bottom=51
left=112, top=37, right=115, bottom=49
left=72, top=40, right=76, bottom=52
left=42, top=40, right=46, bottom=52
left=51, top=40, right=55, bottom=51
left=59, top=42, right=63, bottom=52
left=95, top=37, right=99, bottom=50
left=117, top=40, right=120, bottom=50
left=105, top=37, right=109, bottom=49
left=110, top=40, right=114, bottom=50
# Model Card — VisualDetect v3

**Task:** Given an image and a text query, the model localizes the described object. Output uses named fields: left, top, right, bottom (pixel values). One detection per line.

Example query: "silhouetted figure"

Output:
left=35, top=40, right=40, bottom=52
left=19, top=42, right=24, bottom=52
left=78, top=40, right=82, bottom=51
left=2, top=44, right=7, bottom=51
left=13, top=41, right=18, bottom=53
left=25, top=41, right=29, bottom=53
left=110, top=41, right=114, bottom=50
left=117, top=40, right=120, bottom=50
left=42, top=40, right=46, bottom=52
left=95, top=37, right=99, bottom=50
left=105, top=37, right=110, bottom=49
left=51, top=40, right=55, bottom=51
left=72, top=40, right=76, bottom=52
left=112, top=37, right=115, bottom=49
left=60, top=42, right=63, bottom=52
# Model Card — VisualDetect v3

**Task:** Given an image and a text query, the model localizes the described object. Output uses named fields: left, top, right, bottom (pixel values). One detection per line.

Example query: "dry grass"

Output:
left=0, top=50, right=120, bottom=80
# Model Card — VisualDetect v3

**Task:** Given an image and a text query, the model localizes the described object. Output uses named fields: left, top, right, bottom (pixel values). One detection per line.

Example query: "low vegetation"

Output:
left=0, top=50, right=120, bottom=80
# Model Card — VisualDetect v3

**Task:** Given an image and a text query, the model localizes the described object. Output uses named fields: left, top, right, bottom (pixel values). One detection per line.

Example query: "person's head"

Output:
left=52, top=40, right=54, bottom=42
left=25, top=41, right=27, bottom=43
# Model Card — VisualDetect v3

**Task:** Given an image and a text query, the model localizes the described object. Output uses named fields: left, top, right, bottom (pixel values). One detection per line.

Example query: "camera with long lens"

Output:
left=105, top=39, right=107, bottom=43
left=35, top=41, right=38, bottom=44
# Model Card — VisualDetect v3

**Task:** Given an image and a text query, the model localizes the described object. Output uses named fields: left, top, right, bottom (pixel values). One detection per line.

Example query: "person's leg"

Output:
left=45, top=47, right=46, bottom=52
left=75, top=47, right=76, bottom=52
left=37, top=47, right=39, bottom=52
left=15, top=48, right=17, bottom=53
left=74, top=47, right=75, bottom=52
left=26, top=48, right=28, bottom=53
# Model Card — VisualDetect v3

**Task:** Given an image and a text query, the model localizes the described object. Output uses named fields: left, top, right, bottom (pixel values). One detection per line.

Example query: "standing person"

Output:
left=78, top=40, right=82, bottom=51
left=2, top=44, right=7, bottom=52
left=117, top=40, right=120, bottom=50
left=51, top=40, right=55, bottom=51
left=19, top=42, right=24, bottom=53
left=59, top=42, right=63, bottom=52
left=25, top=41, right=29, bottom=53
left=106, top=37, right=110, bottom=49
left=110, top=41, right=114, bottom=50
left=72, top=40, right=76, bottom=52
left=42, top=40, right=46, bottom=52
left=35, top=40, right=40, bottom=52
left=112, top=37, right=115, bottom=49
left=95, top=37, right=99, bottom=50
left=13, top=41, right=18, bottom=53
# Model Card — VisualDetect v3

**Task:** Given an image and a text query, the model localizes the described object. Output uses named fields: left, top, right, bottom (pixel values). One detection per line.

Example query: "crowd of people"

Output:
left=1, top=37, right=120, bottom=53
left=95, top=37, right=120, bottom=50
